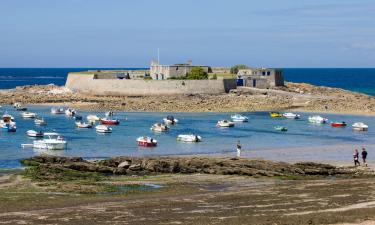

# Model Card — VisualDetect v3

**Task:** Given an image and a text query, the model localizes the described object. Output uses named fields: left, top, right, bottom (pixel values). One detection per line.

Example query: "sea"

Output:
left=0, top=68, right=375, bottom=95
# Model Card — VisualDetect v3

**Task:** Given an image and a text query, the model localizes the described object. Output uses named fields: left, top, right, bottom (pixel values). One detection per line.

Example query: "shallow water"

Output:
left=0, top=105, right=374, bottom=169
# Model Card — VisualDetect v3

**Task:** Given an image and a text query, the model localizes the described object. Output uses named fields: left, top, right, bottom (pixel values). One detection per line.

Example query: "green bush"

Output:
left=230, top=64, right=249, bottom=74
left=186, top=67, right=208, bottom=80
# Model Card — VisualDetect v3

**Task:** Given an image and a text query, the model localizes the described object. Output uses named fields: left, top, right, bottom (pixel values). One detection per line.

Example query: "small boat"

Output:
left=26, top=130, right=44, bottom=138
left=163, top=115, right=178, bottom=125
left=308, top=115, right=328, bottom=124
left=51, top=107, right=65, bottom=114
left=105, top=111, right=114, bottom=117
left=216, top=120, right=235, bottom=127
left=274, top=126, right=288, bottom=132
left=283, top=112, right=300, bottom=119
left=352, top=122, right=369, bottom=131
left=270, top=112, right=283, bottom=118
left=33, top=132, right=67, bottom=150
left=34, top=118, right=47, bottom=126
left=151, top=123, right=169, bottom=132
left=1, top=114, right=15, bottom=125
left=65, top=108, right=76, bottom=116
left=230, top=114, right=248, bottom=122
left=1, top=122, right=16, bottom=132
left=100, top=118, right=120, bottom=125
left=14, top=103, right=27, bottom=111
left=177, top=134, right=202, bottom=142
left=87, top=115, right=100, bottom=122
left=331, top=122, right=347, bottom=128
left=137, top=136, right=157, bottom=147
left=76, top=121, right=93, bottom=128
left=95, top=125, right=112, bottom=133
left=21, top=112, right=37, bottom=118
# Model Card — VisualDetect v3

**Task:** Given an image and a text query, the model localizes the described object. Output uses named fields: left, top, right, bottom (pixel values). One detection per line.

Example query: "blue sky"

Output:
left=0, top=0, right=374, bottom=68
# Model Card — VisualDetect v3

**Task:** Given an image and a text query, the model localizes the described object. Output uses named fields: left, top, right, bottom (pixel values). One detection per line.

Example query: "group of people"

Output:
left=353, top=147, right=368, bottom=167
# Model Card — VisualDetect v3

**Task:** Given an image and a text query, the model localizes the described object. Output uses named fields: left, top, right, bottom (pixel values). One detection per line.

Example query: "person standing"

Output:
left=236, top=140, right=242, bottom=158
left=361, top=147, right=368, bottom=167
left=353, top=149, right=360, bottom=166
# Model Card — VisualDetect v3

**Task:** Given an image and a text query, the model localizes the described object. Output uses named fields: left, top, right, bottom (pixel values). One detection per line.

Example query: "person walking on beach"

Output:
left=236, top=140, right=242, bottom=158
left=361, top=147, right=368, bottom=167
left=353, top=149, right=360, bottom=166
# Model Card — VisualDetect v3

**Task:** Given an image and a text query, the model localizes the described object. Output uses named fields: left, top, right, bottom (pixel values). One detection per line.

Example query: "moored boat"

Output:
left=283, top=112, right=300, bottom=119
left=87, top=115, right=100, bottom=122
left=216, top=120, right=235, bottom=127
left=230, top=114, right=248, bottom=122
left=331, top=122, right=347, bottom=128
left=270, top=112, right=283, bottom=118
left=65, top=108, right=76, bottom=116
left=163, top=115, right=178, bottom=125
left=137, top=136, right=157, bottom=147
left=51, top=107, right=65, bottom=114
left=308, top=115, right=328, bottom=124
left=14, top=103, right=27, bottom=111
left=274, top=126, right=288, bottom=132
left=33, top=132, right=67, bottom=150
left=352, top=122, right=368, bottom=131
left=177, top=134, right=202, bottom=142
left=76, top=121, right=93, bottom=128
left=151, top=123, right=169, bottom=132
left=95, top=125, right=112, bottom=133
left=26, top=130, right=44, bottom=138
left=1, top=122, right=16, bottom=132
left=21, top=112, right=37, bottom=118
left=100, top=118, right=120, bottom=125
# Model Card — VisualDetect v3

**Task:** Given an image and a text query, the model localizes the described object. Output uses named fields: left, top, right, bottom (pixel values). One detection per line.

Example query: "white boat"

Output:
left=230, top=114, right=248, bottom=122
left=1, top=122, right=16, bottom=132
left=51, top=107, right=65, bottom=114
left=87, top=114, right=100, bottom=122
left=34, top=118, right=47, bottom=125
left=163, top=115, right=178, bottom=125
left=308, top=115, right=328, bottom=124
left=283, top=112, right=300, bottom=119
left=65, top=108, right=76, bottom=116
left=21, top=112, right=37, bottom=118
left=76, top=121, right=93, bottom=129
left=13, top=103, right=27, bottom=111
left=352, top=122, right=368, bottom=131
left=105, top=111, right=114, bottom=117
left=0, top=113, right=15, bottom=126
left=26, top=130, right=44, bottom=138
left=177, top=134, right=202, bottom=142
left=137, top=136, right=157, bottom=147
left=95, top=125, right=112, bottom=133
left=151, top=123, right=169, bottom=132
left=216, top=120, right=235, bottom=127
left=33, top=133, right=67, bottom=150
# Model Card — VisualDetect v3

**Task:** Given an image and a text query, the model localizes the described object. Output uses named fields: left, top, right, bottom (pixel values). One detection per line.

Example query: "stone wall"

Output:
left=65, top=73, right=236, bottom=96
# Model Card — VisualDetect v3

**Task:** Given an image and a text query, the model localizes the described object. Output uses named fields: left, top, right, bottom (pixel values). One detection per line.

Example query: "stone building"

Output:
left=150, top=60, right=210, bottom=80
left=237, top=68, right=284, bottom=88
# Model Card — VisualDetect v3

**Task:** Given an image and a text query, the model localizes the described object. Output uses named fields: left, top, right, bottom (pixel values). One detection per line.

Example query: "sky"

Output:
left=0, top=0, right=374, bottom=68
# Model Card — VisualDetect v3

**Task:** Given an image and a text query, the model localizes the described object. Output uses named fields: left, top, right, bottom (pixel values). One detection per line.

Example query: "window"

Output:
left=267, top=71, right=271, bottom=76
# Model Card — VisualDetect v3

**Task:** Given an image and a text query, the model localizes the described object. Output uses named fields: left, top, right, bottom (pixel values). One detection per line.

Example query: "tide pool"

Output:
left=0, top=105, right=374, bottom=169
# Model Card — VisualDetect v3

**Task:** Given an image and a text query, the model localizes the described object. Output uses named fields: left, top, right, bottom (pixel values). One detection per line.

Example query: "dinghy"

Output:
left=137, top=136, right=157, bottom=147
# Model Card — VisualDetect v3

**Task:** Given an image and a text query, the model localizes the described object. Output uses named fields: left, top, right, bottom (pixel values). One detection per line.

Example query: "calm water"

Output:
left=0, top=68, right=375, bottom=95
left=0, top=105, right=374, bottom=169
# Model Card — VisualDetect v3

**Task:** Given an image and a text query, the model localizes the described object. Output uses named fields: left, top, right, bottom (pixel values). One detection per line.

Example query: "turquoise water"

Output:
left=0, top=105, right=374, bottom=169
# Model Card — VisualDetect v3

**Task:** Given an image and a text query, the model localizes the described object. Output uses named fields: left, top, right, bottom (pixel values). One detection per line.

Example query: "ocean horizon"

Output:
left=0, top=68, right=375, bottom=96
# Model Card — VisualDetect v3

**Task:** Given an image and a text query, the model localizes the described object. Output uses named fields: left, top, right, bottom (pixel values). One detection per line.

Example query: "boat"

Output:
left=51, top=107, right=65, bottom=114
left=26, top=130, right=44, bottom=138
left=283, top=112, right=300, bottom=119
left=14, top=103, right=27, bottom=111
left=21, top=112, right=37, bottom=118
left=76, top=121, right=93, bottom=128
left=137, top=136, right=157, bottom=147
left=331, top=122, right=347, bottom=128
left=33, top=132, right=67, bottom=150
left=105, top=111, right=114, bottom=117
left=352, top=122, right=369, bottom=131
left=216, top=120, right=235, bottom=127
left=34, top=118, right=47, bottom=125
left=95, top=125, right=112, bottom=133
left=65, top=108, right=76, bottom=116
left=270, top=112, right=283, bottom=118
left=230, top=114, right=248, bottom=122
left=1, top=114, right=15, bottom=125
left=308, top=115, right=328, bottom=124
left=163, top=115, right=178, bottom=125
left=274, top=126, right=288, bottom=132
left=100, top=118, right=120, bottom=125
left=177, top=134, right=202, bottom=142
left=1, top=122, right=16, bottom=132
left=150, top=123, right=169, bottom=132
left=87, top=115, right=100, bottom=122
